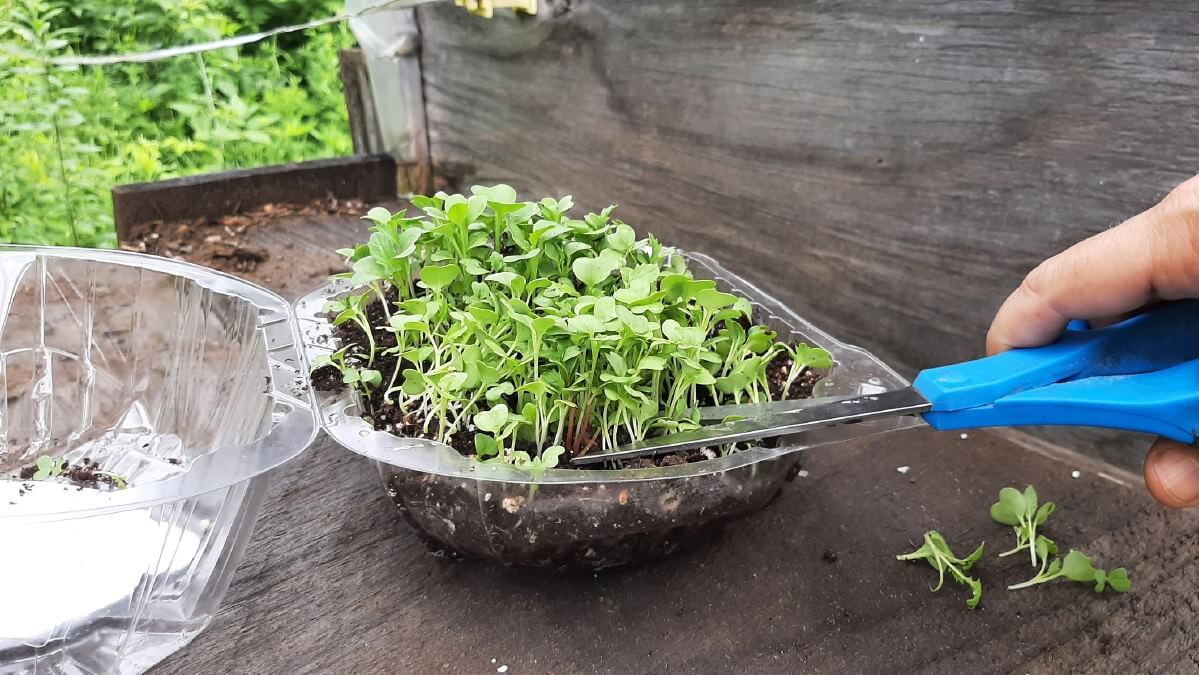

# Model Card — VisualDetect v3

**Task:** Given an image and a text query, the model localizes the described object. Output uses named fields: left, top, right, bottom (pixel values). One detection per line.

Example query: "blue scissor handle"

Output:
left=915, top=300, right=1199, bottom=444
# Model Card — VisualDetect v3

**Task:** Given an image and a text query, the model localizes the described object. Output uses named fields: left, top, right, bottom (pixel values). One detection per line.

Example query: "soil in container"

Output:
left=313, top=295, right=824, bottom=570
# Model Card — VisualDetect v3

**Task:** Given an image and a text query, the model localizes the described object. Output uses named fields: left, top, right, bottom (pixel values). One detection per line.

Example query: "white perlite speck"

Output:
left=497, top=666, right=509, bottom=673
left=796, top=469, right=810, bottom=478
left=897, top=466, right=910, bottom=475
left=959, top=433, right=969, bottom=440
left=1071, top=470, right=1081, bottom=479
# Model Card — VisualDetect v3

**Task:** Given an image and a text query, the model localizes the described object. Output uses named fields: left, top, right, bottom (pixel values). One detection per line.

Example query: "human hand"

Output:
left=987, top=175, right=1199, bottom=507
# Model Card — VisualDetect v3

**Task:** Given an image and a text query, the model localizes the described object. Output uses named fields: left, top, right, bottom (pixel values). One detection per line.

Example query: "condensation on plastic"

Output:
left=0, top=246, right=317, bottom=674
left=297, top=251, right=919, bottom=568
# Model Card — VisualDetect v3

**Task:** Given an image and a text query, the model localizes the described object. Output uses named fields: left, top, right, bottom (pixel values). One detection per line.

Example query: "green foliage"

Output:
left=1008, top=549, right=1131, bottom=593
left=320, top=185, right=834, bottom=470
left=896, top=531, right=985, bottom=609
left=103, top=472, right=129, bottom=490
left=0, top=0, right=354, bottom=247
left=991, top=485, right=1056, bottom=567
left=992, top=485, right=1131, bottom=593
left=899, top=484, right=1133, bottom=608
left=31, top=455, right=64, bottom=480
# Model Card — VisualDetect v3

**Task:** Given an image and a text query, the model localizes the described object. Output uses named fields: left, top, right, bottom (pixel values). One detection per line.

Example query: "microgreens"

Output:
left=1008, top=549, right=1131, bottom=593
left=98, top=472, right=129, bottom=490
left=316, top=185, right=833, bottom=471
left=899, top=484, right=1134, bottom=608
left=896, top=531, right=985, bottom=609
left=990, top=485, right=1130, bottom=593
left=990, top=485, right=1056, bottom=568
left=31, top=455, right=64, bottom=481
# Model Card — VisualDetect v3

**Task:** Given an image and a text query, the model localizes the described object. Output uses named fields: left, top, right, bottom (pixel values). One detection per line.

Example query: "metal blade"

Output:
left=570, top=387, right=931, bottom=466
left=690, top=396, right=847, bottom=421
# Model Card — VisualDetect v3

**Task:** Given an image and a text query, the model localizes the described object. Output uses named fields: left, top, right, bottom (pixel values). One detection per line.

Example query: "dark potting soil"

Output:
left=383, top=458, right=800, bottom=571
left=311, top=291, right=824, bottom=469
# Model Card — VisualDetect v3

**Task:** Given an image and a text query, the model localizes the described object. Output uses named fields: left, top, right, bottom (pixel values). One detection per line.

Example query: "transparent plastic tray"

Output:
left=297, top=251, right=918, bottom=569
left=0, top=246, right=317, bottom=674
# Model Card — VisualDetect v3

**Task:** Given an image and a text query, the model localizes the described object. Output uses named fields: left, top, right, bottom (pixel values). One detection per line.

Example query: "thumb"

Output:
left=1144, top=438, right=1199, bottom=508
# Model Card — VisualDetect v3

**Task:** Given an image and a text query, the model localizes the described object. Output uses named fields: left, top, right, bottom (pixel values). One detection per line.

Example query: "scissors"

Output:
left=570, top=300, right=1199, bottom=466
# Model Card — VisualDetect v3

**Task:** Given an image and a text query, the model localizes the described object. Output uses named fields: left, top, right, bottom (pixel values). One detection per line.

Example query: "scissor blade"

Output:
left=690, top=396, right=847, bottom=421
left=570, top=387, right=932, bottom=466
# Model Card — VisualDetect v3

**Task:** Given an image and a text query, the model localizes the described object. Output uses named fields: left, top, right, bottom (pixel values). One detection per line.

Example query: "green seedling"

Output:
left=896, top=531, right=985, bottom=609
left=28, top=455, right=128, bottom=489
left=31, top=455, right=64, bottom=480
left=313, top=350, right=382, bottom=393
left=322, top=186, right=833, bottom=472
left=901, top=484, right=1131, bottom=607
left=1008, top=549, right=1131, bottom=593
left=101, top=472, right=129, bottom=490
left=991, top=485, right=1055, bottom=568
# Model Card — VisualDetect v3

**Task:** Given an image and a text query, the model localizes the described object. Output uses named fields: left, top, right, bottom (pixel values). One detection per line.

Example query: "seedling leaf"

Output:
left=420, top=263, right=461, bottom=291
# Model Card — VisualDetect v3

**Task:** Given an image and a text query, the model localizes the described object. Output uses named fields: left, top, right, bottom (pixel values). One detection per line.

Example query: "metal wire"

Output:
left=0, top=0, right=442, bottom=67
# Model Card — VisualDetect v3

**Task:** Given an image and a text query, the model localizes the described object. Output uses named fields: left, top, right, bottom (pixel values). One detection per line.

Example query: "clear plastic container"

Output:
left=0, top=246, right=317, bottom=674
left=297, top=251, right=918, bottom=570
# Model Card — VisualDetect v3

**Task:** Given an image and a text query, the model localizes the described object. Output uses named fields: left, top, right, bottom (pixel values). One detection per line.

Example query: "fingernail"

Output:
left=1151, top=444, right=1199, bottom=506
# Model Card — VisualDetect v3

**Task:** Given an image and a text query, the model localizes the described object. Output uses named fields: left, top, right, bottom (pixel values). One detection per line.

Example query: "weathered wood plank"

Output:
left=349, top=6, right=432, bottom=194
left=339, top=48, right=385, bottom=155
left=414, top=0, right=1199, bottom=468
left=111, top=155, right=397, bottom=237
left=155, top=426, right=1199, bottom=673
left=148, top=213, right=1199, bottom=675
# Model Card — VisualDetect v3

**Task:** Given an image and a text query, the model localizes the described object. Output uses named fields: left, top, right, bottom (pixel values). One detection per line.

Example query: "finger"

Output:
left=986, top=222, right=1158, bottom=354
left=986, top=178, right=1199, bottom=355
left=1144, top=438, right=1199, bottom=508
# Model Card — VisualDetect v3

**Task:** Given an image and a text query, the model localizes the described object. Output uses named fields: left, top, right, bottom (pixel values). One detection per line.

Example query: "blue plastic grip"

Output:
left=923, top=360, right=1199, bottom=444
left=915, top=300, right=1199, bottom=443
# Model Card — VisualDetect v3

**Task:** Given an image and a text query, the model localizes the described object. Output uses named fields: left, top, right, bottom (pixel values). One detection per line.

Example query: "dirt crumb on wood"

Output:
left=123, top=195, right=367, bottom=276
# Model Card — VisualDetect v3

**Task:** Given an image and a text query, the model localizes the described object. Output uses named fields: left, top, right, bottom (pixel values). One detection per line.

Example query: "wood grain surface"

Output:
left=150, top=212, right=1199, bottom=675
left=414, top=0, right=1199, bottom=469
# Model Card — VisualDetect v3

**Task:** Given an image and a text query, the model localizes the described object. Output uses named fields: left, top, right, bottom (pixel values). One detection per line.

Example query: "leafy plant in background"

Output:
left=0, top=0, right=355, bottom=247
left=313, top=185, right=834, bottom=474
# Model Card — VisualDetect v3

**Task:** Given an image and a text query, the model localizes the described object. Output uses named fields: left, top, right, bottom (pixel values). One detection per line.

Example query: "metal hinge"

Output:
left=454, top=0, right=537, bottom=19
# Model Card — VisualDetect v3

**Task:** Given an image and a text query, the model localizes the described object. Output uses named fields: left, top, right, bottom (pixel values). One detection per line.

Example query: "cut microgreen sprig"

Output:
left=990, top=485, right=1055, bottom=568
left=991, top=485, right=1130, bottom=594
left=899, top=484, right=1132, bottom=609
left=1007, top=549, right=1131, bottom=593
left=896, top=531, right=985, bottom=609
left=31, top=455, right=63, bottom=481
left=313, top=185, right=834, bottom=474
